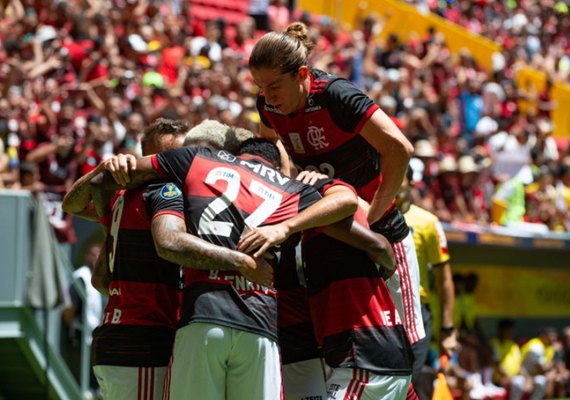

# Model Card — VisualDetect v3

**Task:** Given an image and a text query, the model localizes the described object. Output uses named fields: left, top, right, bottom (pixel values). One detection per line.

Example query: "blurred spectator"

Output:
left=514, top=327, right=558, bottom=400
left=62, top=242, right=104, bottom=398
left=490, top=319, right=522, bottom=391
left=0, top=0, right=569, bottom=234
left=268, top=0, right=290, bottom=32
left=430, top=155, right=469, bottom=222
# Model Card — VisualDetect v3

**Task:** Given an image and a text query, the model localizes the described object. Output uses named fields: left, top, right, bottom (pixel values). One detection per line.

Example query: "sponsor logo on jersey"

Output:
left=264, top=104, right=284, bottom=115
left=305, top=96, right=322, bottom=112
left=239, top=160, right=290, bottom=185
left=217, top=150, right=236, bottom=163
left=305, top=105, right=322, bottom=112
left=307, top=126, right=329, bottom=150
left=160, top=183, right=182, bottom=199
left=109, top=288, right=121, bottom=296
left=288, top=132, right=306, bottom=154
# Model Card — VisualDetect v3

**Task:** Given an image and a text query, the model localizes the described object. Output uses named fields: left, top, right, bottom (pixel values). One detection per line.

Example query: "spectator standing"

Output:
left=62, top=242, right=104, bottom=398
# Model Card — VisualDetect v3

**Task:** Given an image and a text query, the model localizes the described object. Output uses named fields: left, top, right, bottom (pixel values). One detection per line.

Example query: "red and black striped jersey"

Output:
left=275, top=237, right=321, bottom=365
left=151, top=146, right=323, bottom=341
left=92, top=183, right=182, bottom=367
left=257, top=68, right=409, bottom=242
left=257, top=68, right=380, bottom=202
left=302, top=206, right=414, bottom=376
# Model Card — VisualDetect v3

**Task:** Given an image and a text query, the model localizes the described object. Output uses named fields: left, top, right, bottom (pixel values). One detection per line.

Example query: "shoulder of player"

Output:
left=314, top=71, right=357, bottom=97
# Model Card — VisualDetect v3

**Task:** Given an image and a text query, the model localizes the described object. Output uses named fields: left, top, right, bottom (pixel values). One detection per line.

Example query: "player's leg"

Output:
left=226, top=329, right=282, bottom=400
left=93, top=365, right=166, bottom=399
left=325, top=367, right=411, bottom=400
left=283, top=358, right=327, bottom=399
left=387, top=232, right=425, bottom=344
left=168, top=322, right=230, bottom=400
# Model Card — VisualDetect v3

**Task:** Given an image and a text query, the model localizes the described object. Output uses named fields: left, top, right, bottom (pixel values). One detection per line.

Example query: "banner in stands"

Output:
left=452, top=264, right=570, bottom=318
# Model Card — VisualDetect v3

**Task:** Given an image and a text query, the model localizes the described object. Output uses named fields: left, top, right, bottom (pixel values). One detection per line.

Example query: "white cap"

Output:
left=475, top=116, right=498, bottom=137
left=36, top=25, right=57, bottom=42
left=414, top=140, right=436, bottom=158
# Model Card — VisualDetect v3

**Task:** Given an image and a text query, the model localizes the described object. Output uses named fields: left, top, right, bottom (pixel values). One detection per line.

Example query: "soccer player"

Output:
left=63, top=118, right=188, bottom=399
left=249, top=22, right=424, bottom=347
left=63, top=118, right=261, bottom=399
left=240, top=188, right=414, bottom=399
left=97, top=138, right=359, bottom=399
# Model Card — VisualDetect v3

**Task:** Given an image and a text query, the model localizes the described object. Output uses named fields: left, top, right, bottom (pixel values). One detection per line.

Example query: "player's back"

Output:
left=302, top=207, right=413, bottom=376
left=92, top=187, right=181, bottom=367
left=152, top=146, right=323, bottom=341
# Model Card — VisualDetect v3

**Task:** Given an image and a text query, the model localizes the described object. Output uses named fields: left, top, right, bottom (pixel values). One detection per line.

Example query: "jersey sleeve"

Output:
left=143, top=182, right=185, bottom=221
left=152, top=147, right=199, bottom=187
left=325, top=79, right=379, bottom=133
left=425, top=219, right=450, bottom=266
left=295, top=182, right=323, bottom=213
left=313, top=178, right=358, bottom=198
left=256, top=94, right=275, bottom=129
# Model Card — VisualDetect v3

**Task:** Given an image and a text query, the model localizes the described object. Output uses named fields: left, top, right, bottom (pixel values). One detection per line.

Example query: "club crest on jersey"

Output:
left=160, top=183, right=182, bottom=199
left=217, top=150, right=236, bottom=162
left=288, top=132, right=306, bottom=154
left=307, top=126, right=329, bottom=150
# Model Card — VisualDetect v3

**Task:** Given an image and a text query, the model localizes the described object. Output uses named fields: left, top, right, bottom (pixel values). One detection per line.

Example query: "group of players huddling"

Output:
left=63, top=22, right=425, bottom=400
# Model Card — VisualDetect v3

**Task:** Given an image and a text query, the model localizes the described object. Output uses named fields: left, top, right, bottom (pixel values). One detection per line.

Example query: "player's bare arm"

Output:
left=259, top=121, right=292, bottom=176
left=62, top=154, right=138, bottom=220
left=152, top=214, right=274, bottom=287
left=91, top=240, right=110, bottom=296
left=360, top=108, right=413, bottom=224
left=90, top=155, right=159, bottom=216
left=323, top=218, right=396, bottom=277
left=238, top=183, right=358, bottom=257
left=434, top=260, right=457, bottom=354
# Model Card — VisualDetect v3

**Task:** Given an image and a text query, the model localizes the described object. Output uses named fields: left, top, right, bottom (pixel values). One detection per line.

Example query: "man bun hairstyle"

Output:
left=249, top=22, right=315, bottom=75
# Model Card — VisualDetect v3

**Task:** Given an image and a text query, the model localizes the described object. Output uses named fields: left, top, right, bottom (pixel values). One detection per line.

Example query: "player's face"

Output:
left=251, top=66, right=308, bottom=115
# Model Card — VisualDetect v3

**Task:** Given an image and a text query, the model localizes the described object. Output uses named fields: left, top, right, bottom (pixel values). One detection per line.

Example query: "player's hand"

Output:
left=440, top=330, right=458, bottom=357
left=102, top=154, right=137, bottom=186
left=238, top=224, right=290, bottom=258
left=239, top=254, right=274, bottom=287
left=296, top=170, right=328, bottom=186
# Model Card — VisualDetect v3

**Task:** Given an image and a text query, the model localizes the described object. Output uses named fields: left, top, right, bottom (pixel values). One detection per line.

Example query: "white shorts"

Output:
left=166, top=322, right=281, bottom=400
left=325, top=367, right=411, bottom=400
left=283, top=358, right=327, bottom=400
left=387, top=231, right=424, bottom=344
left=93, top=365, right=167, bottom=400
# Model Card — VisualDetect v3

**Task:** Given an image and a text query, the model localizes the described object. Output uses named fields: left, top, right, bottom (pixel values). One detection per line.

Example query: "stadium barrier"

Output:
left=0, top=190, right=83, bottom=399
left=443, top=223, right=570, bottom=338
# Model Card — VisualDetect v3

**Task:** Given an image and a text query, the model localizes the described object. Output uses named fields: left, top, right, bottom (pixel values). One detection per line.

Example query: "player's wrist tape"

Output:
left=441, top=325, right=455, bottom=335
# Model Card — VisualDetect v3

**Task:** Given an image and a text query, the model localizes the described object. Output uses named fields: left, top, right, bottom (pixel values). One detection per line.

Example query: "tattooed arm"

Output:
left=91, top=155, right=159, bottom=216
left=63, top=154, right=140, bottom=220
left=151, top=214, right=274, bottom=287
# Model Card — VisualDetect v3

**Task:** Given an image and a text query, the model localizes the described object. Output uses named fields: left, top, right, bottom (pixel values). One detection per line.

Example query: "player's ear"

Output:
left=298, top=66, right=309, bottom=81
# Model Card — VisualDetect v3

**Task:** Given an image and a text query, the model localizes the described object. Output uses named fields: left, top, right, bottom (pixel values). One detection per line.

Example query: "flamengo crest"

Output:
left=306, top=126, right=329, bottom=150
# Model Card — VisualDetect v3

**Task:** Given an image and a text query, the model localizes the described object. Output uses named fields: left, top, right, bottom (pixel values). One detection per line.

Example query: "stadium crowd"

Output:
left=1, top=0, right=570, bottom=399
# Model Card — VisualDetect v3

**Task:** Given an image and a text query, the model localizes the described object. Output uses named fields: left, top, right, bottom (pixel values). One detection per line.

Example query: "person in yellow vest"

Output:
left=398, top=167, right=456, bottom=400
left=511, top=327, right=558, bottom=400
left=490, top=319, right=522, bottom=389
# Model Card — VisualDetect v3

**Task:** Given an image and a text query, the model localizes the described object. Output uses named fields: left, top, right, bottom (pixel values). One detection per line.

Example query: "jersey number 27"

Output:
left=198, top=166, right=283, bottom=237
